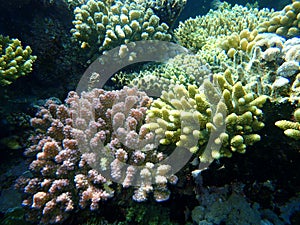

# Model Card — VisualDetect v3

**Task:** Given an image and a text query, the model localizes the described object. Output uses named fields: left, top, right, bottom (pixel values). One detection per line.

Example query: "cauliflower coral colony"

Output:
left=13, top=0, right=300, bottom=224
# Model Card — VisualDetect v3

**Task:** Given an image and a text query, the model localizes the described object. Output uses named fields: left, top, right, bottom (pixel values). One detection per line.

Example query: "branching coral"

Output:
left=0, top=35, right=36, bottom=85
left=120, top=53, right=212, bottom=94
left=67, top=87, right=177, bottom=202
left=145, top=70, right=267, bottom=163
left=17, top=99, right=114, bottom=224
left=213, top=33, right=300, bottom=101
left=174, top=2, right=273, bottom=52
left=17, top=87, right=179, bottom=224
left=258, top=0, right=300, bottom=38
left=71, top=0, right=172, bottom=55
left=10, top=1, right=300, bottom=224
left=276, top=107, right=300, bottom=140
left=143, top=0, right=187, bottom=28
left=219, top=29, right=259, bottom=57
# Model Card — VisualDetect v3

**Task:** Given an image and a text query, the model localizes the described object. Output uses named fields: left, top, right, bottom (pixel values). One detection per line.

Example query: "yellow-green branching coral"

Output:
left=219, top=29, right=259, bottom=57
left=275, top=108, right=300, bottom=140
left=0, top=35, right=37, bottom=85
left=144, top=71, right=268, bottom=163
left=71, top=0, right=172, bottom=55
left=209, top=73, right=267, bottom=159
left=145, top=84, right=211, bottom=152
left=258, top=0, right=300, bottom=38
left=174, top=2, right=272, bottom=52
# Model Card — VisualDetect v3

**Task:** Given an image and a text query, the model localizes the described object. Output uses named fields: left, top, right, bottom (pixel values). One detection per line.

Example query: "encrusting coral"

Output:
left=0, top=35, right=37, bottom=85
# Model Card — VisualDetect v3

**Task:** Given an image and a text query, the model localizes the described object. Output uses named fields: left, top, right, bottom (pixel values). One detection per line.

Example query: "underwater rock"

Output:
left=277, top=61, right=300, bottom=78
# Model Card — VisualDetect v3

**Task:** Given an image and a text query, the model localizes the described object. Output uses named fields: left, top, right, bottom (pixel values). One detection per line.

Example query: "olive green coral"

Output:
left=145, top=71, right=268, bottom=163
left=275, top=107, right=300, bottom=140
left=219, top=29, right=259, bottom=57
left=0, top=35, right=37, bottom=85
left=145, top=84, right=212, bottom=151
left=174, top=2, right=273, bottom=52
left=71, top=0, right=172, bottom=55
left=258, top=0, right=300, bottom=38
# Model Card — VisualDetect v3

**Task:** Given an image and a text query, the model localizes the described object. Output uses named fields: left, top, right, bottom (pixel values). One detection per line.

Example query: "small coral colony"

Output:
left=1, top=0, right=299, bottom=224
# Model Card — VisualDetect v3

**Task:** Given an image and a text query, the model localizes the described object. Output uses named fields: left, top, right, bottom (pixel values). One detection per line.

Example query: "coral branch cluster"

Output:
left=0, top=35, right=36, bottom=85
left=144, top=70, right=267, bottom=163
left=18, top=87, right=178, bottom=224
left=71, top=0, right=173, bottom=55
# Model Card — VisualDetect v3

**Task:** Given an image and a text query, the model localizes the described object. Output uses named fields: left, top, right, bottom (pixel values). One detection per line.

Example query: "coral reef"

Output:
left=258, top=0, right=300, bottom=38
left=213, top=33, right=300, bottom=101
left=67, top=87, right=177, bottom=202
left=4, top=0, right=300, bottom=224
left=190, top=179, right=300, bottom=225
left=0, top=35, right=36, bottom=86
left=111, top=33, right=297, bottom=165
left=219, top=29, right=259, bottom=57
left=192, top=192, right=262, bottom=224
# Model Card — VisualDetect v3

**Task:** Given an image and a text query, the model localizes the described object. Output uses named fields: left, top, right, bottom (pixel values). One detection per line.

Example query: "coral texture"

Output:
left=212, top=33, right=300, bottom=100
left=67, top=86, right=177, bottom=202
left=142, top=0, right=187, bottom=27
left=10, top=1, right=300, bottom=224
left=114, top=53, right=212, bottom=93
